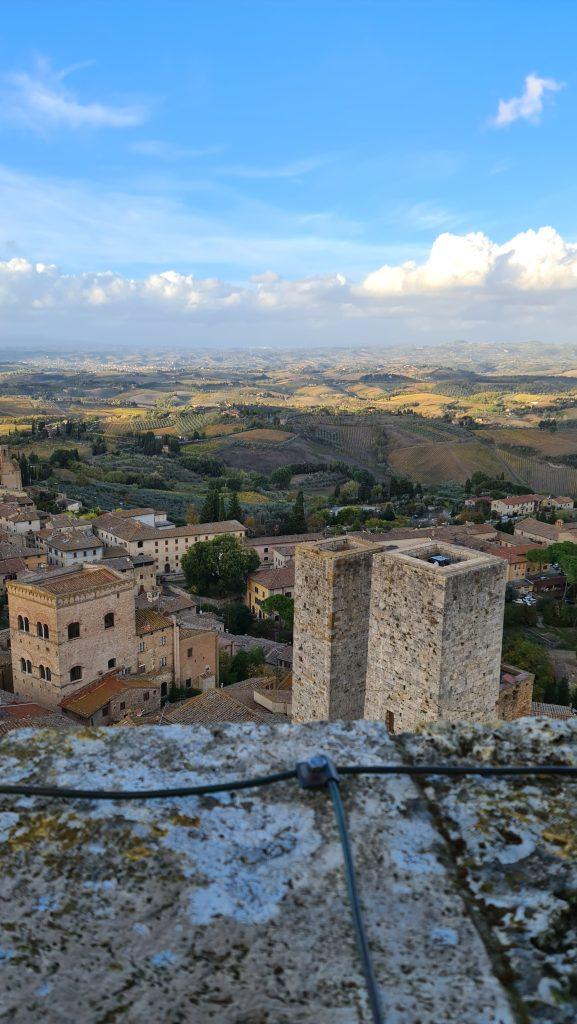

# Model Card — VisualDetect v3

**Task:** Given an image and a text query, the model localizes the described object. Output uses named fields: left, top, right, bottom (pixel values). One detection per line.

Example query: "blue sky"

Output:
left=2, top=0, right=577, bottom=347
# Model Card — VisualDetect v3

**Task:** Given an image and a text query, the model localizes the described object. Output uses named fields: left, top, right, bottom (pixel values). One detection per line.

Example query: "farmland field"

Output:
left=478, top=427, right=577, bottom=456
left=229, top=428, right=295, bottom=444
left=388, top=441, right=510, bottom=484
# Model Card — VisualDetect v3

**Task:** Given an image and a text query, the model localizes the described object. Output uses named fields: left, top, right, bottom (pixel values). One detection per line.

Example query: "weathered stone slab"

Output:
left=404, top=718, right=577, bottom=1023
left=0, top=719, right=566, bottom=1022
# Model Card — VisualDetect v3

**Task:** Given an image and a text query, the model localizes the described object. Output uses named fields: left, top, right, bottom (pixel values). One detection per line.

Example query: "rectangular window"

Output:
left=187, top=648, right=192, bottom=658
left=160, top=656, right=167, bottom=668
left=138, top=640, right=145, bottom=653
left=160, top=635, right=166, bottom=646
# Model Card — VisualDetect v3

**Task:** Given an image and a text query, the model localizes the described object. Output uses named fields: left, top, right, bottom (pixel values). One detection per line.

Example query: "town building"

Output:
left=7, top=565, right=137, bottom=708
left=92, top=513, right=246, bottom=574
left=245, top=564, right=295, bottom=618
left=514, top=517, right=577, bottom=545
left=46, top=529, right=105, bottom=567
left=249, top=532, right=323, bottom=565
left=60, top=671, right=162, bottom=726
left=482, top=542, right=549, bottom=581
left=490, top=495, right=542, bottom=517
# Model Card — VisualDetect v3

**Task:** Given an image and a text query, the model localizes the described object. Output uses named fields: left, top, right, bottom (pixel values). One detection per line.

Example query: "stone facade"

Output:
left=93, top=515, right=246, bottom=574
left=177, top=626, right=219, bottom=691
left=293, top=538, right=507, bottom=730
left=292, top=537, right=390, bottom=722
left=498, top=664, right=534, bottom=721
left=0, top=447, right=22, bottom=491
left=364, top=542, right=507, bottom=732
left=7, top=566, right=137, bottom=708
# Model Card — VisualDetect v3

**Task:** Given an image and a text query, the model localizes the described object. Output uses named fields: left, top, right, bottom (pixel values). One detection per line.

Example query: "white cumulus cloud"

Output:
left=490, top=73, right=563, bottom=128
left=3, top=227, right=577, bottom=347
left=3, top=58, right=147, bottom=132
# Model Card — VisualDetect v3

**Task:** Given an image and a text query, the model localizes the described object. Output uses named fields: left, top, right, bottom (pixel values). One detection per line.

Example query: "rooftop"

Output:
left=94, top=513, right=245, bottom=543
left=8, top=564, right=127, bottom=598
left=46, top=531, right=104, bottom=552
left=248, top=564, right=295, bottom=591
left=60, top=671, right=158, bottom=717
left=135, top=607, right=173, bottom=634
left=1, top=718, right=576, bottom=1021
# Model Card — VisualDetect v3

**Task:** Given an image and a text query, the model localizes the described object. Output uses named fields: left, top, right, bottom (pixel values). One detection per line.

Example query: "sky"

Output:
left=2, top=0, right=577, bottom=349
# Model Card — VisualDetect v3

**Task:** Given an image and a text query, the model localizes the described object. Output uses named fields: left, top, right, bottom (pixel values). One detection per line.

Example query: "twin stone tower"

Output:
left=292, top=537, right=508, bottom=732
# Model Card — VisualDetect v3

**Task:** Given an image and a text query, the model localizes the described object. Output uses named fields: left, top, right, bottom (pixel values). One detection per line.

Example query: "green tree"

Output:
left=201, top=488, right=220, bottom=523
left=222, top=602, right=254, bottom=634
left=218, top=494, right=226, bottom=521
left=382, top=503, right=395, bottom=522
left=180, top=535, right=260, bottom=596
left=501, top=635, right=554, bottom=700
left=260, top=594, right=294, bottom=629
left=227, top=491, right=243, bottom=522
left=286, top=490, right=307, bottom=534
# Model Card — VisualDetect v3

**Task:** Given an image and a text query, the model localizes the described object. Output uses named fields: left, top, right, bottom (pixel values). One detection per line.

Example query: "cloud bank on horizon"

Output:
left=3, top=227, right=577, bottom=347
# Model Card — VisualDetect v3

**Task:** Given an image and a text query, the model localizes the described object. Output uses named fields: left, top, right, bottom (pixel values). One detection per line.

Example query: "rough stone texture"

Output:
left=364, top=543, right=507, bottom=731
left=498, top=666, right=534, bottom=721
left=1, top=719, right=575, bottom=1022
left=292, top=538, right=390, bottom=723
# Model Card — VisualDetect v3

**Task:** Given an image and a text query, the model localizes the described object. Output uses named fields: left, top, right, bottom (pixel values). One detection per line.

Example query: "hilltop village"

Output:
left=0, top=441, right=576, bottom=733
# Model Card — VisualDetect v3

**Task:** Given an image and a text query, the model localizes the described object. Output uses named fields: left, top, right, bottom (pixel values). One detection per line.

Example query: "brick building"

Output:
left=7, top=565, right=137, bottom=708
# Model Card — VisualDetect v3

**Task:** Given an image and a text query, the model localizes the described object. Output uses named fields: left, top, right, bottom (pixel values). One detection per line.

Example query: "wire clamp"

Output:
left=296, top=754, right=340, bottom=789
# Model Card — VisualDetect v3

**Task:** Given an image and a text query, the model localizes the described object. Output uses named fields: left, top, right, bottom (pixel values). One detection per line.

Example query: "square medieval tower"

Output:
left=292, top=536, right=391, bottom=722
left=363, top=541, right=507, bottom=732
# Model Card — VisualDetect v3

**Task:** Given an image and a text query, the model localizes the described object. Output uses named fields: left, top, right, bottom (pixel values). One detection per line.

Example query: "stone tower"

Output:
left=292, top=537, right=390, bottom=723
left=363, top=541, right=507, bottom=732
left=0, top=447, right=22, bottom=491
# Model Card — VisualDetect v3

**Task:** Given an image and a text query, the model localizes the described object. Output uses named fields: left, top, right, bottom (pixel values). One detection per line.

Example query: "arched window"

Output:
left=20, top=657, right=26, bottom=672
left=68, top=622, right=80, bottom=640
left=26, top=660, right=32, bottom=674
left=37, top=622, right=43, bottom=637
left=39, top=664, right=46, bottom=679
left=17, top=615, right=23, bottom=631
left=45, top=667, right=52, bottom=681
left=24, top=617, right=29, bottom=632
left=104, top=612, right=115, bottom=629
left=108, top=658, right=116, bottom=669
left=70, top=665, right=82, bottom=682
left=43, top=624, right=49, bottom=639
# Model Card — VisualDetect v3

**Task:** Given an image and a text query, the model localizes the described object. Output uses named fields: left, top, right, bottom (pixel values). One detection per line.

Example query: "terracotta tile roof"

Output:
left=0, top=703, right=74, bottom=736
left=250, top=532, right=323, bottom=547
left=13, top=565, right=125, bottom=597
left=494, top=494, right=542, bottom=505
left=113, top=508, right=156, bottom=518
left=514, top=518, right=560, bottom=540
left=47, top=531, right=104, bottom=552
left=94, top=514, right=245, bottom=543
left=0, top=556, right=27, bottom=574
left=135, top=607, right=173, bottom=634
left=162, top=687, right=270, bottom=725
left=248, top=565, right=295, bottom=592
left=532, top=702, right=576, bottom=720
left=61, top=672, right=157, bottom=717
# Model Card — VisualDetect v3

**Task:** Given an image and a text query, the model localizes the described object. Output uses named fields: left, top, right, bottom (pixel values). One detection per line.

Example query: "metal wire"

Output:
left=328, top=778, right=385, bottom=1024
left=1, top=757, right=576, bottom=1024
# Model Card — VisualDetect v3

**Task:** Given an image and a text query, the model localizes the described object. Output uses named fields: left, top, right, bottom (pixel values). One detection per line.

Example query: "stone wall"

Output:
left=1, top=718, right=576, bottom=1022
left=292, top=538, right=388, bottom=722
left=498, top=665, right=534, bottom=721
left=364, top=543, right=507, bottom=731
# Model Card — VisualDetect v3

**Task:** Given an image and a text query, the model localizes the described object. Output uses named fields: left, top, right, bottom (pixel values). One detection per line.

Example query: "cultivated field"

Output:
left=479, top=428, right=577, bottom=456
left=388, top=441, right=510, bottom=485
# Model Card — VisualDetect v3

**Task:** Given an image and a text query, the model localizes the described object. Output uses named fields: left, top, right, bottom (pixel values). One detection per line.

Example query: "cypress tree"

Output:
left=227, top=491, right=243, bottom=522
left=288, top=490, right=307, bottom=534
left=201, top=488, right=220, bottom=523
